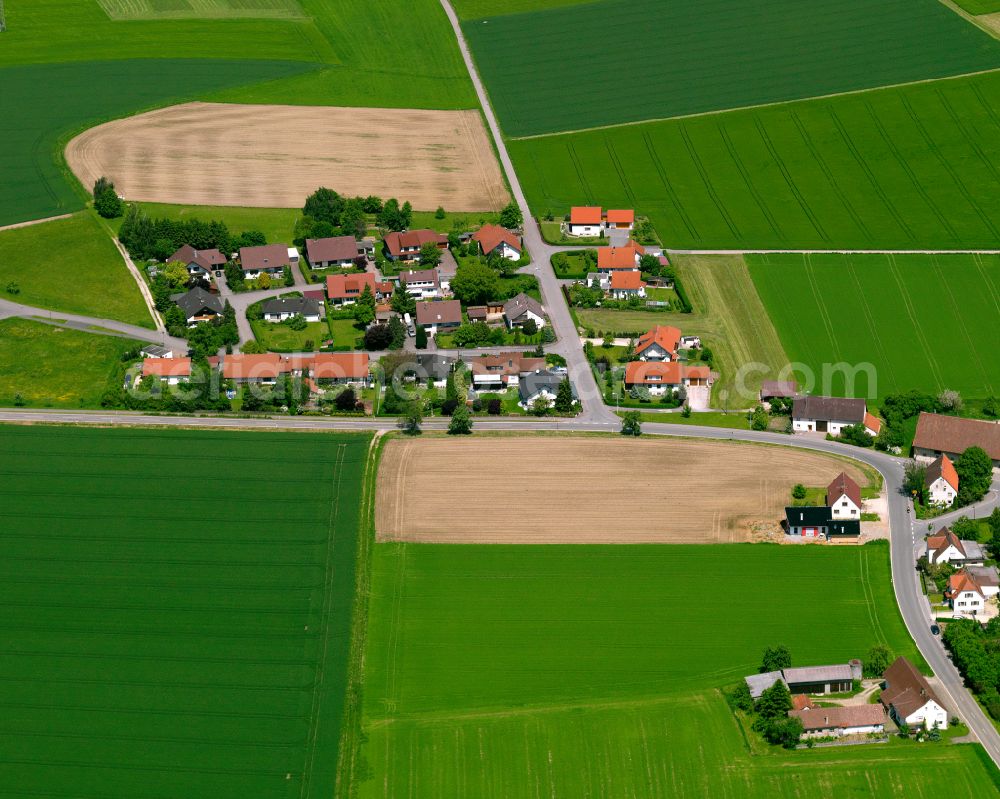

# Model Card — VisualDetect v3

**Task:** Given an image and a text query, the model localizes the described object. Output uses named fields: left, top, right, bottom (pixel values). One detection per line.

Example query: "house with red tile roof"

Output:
left=605, top=209, right=635, bottom=230
left=609, top=270, right=646, bottom=299
left=415, top=300, right=462, bottom=335
left=141, top=357, right=192, bottom=385
left=311, top=353, right=370, bottom=385
left=789, top=705, right=886, bottom=740
left=926, top=527, right=984, bottom=566
left=945, top=566, right=1000, bottom=616
left=827, top=472, right=862, bottom=520
left=596, top=241, right=644, bottom=272
left=567, top=206, right=604, bottom=237
left=326, top=272, right=378, bottom=306
left=634, top=325, right=681, bottom=362
left=624, top=362, right=711, bottom=395
left=222, top=353, right=289, bottom=384
left=881, top=657, right=949, bottom=731
left=383, top=230, right=448, bottom=263
left=472, top=224, right=522, bottom=261
left=925, top=454, right=959, bottom=506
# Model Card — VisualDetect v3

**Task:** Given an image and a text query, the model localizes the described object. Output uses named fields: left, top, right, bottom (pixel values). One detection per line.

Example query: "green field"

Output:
left=510, top=70, right=1000, bottom=248
left=952, top=0, right=1000, bottom=13
left=464, top=0, right=1000, bottom=137
left=748, top=253, right=1000, bottom=400
left=453, top=0, right=597, bottom=17
left=0, top=319, right=140, bottom=408
left=97, top=0, right=308, bottom=20
left=349, top=542, right=1000, bottom=797
left=0, top=424, right=369, bottom=798
left=0, top=213, right=152, bottom=327
left=0, top=59, right=310, bottom=227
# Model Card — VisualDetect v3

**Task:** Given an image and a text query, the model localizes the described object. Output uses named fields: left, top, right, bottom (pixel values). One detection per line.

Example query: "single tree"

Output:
left=522, top=318, right=538, bottom=337
left=434, top=206, right=446, bottom=220
left=937, top=388, right=963, bottom=413
left=983, top=396, right=1000, bottom=417
left=398, top=400, right=422, bottom=435
left=864, top=643, right=893, bottom=678
left=450, top=262, right=499, bottom=306
left=448, top=403, right=473, bottom=435
left=364, top=323, right=393, bottom=350
left=498, top=200, right=523, bottom=229
left=391, top=284, right=416, bottom=316
left=352, top=285, right=376, bottom=327
left=93, top=176, right=123, bottom=218
left=750, top=405, right=769, bottom=431
left=554, top=377, right=574, bottom=413
left=620, top=411, right=642, bottom=436
left=303, top=187, right=344, bottom=227
left=756, top=679, right=793, bottom=720
left=419, top=241, right=442, bottom=267
left=903, top=461, right=927, bottom=504
left=529, top=396, right=550, bottom=416
left=283, top=265, right=294, bottom=287
left=760, top=645, right=791, bottom=673
left=956, top=446, right=993, bottom=505
left=334, top=387, right=357, bottom=412
left=791, top=484, right=807, bottom=500
left=162, top=261, right=190, bottom=290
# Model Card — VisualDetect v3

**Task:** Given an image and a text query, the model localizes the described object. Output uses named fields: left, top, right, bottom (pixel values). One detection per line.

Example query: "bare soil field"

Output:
left=376, top=437, right=870, bottom=543
left=65, top=102, right=509, bottom=211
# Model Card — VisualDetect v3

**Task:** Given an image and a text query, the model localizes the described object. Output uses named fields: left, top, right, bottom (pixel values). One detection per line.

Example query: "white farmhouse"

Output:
left=881, top=657, right=949, bottom=731
left=792, top=396, right=881, bottom=437
left=925, top=454, right=959, bottom=507
left=827, top=472, right=862, bottom=520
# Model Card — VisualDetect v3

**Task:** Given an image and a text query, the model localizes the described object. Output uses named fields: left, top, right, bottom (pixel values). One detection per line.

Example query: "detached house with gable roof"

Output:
left=605, top=209, right=635, bottom=231
left=596, top=241, right=645, bottom=273
left=169, top=244, right=226, bottom=279
left=792, top=396, right=881, bottom=437
left=503, top=293, right=546, bottom=330
left=399, top=269, right=443, bottom=300
left=827, top=472, right=862, bottom=520
left=926, top=527, right=984, bottom=567
left=239, top=244, right=292, bottom=280
left=306, top=235, right=364, bottom=270
left=174, top=287, right=224, bottom=326
left=913, top=412, right=1000, bottom=469
left=383, top=230, right=448, bottom=263
left=945, top=566, right=1000, bottom=616
left=925, top=454, right=959, bottom=506
left=624, top=362, right=711, bottom=396
left=325, top=272, right=388, bottom=307
left=634, top=325, right=681, bottom=361
left=881, top=657, right=949, bottom=730
left=472, top=224, right=522, bottom=261
left=567, top=206, right=604, bottom=237
left=609, top=270, right=646, bottom=299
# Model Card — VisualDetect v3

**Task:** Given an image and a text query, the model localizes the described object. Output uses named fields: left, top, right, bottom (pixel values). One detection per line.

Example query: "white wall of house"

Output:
left=902, top=701, right=948, bottom=731
left=800, top=722, right=884, bottom=739
left=929, top=543, right=964, bottom=564
left=927, top=478, right=957, bottom=506
left=567, top=223, right=604, bottom=237
left=508, top=309, right=546, bottom=329
left=265, top=311, right=321, bottom=323
left=611, top=287, right=646, bottom=300
left=830, top=493, right=861, bottom=519
left=243, top=268, right=284, bottom=280
left=637, top=343, right=673, bottom=362
left=520, top=389, right=557, bottom=408
left=793, top=418, right=864, bottom=435
left=952, top=589, right=985, bottom=614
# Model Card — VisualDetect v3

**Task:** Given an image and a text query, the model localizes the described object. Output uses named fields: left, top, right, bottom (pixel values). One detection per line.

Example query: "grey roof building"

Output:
left=792, top=395, right=866, bottom=424
left=518, top=369, right=576, bottom=404
left=175, top=287, right=224, bottom=320
left=261, top=297, right=320, bottom=318
left=504, top=292, right=545, bottom=326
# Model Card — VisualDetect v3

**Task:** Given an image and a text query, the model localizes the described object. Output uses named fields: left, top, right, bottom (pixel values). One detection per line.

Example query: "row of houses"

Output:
left=142, top=352, right=371, bottom=386
left=746, top=656, right=949, bottom=737
left=784, top=471, right=864, bottom=540
left=170, top=242, right=300, bottom=281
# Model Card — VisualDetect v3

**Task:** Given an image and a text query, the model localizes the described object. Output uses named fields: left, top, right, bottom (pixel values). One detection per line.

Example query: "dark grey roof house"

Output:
left=175, top=287, right=224, bottom=322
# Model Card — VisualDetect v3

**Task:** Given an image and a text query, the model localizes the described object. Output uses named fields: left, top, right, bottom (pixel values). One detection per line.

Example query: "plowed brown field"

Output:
left=376, top=437, right=871, bottom=543
left=65, top=102, right=509, bottom=211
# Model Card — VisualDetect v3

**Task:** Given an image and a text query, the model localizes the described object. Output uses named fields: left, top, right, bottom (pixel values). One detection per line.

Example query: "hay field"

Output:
left=0, top=425, right=369, bottom=799
left=66, top=102, right=509, bottom=211
left=375, top=437, right=868, bottom=543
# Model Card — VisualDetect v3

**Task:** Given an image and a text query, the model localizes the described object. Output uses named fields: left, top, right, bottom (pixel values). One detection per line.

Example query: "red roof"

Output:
left=610, top=271, right=645, bottom=290
left=597, top=241, right=645, bottom=270
left=606, top=209, right=634, bottom=225
left=383, top=229, right=447, bottom=258
left=864, top=411, right=883, bottom=434
left=827, top=471, right=862, bottom=508
left=946, top=569, right=986, bottom=600
left=311, top=353, right=370, bottom=380
left=635, top=325, right=681, bottom=356
left=927, top=454, right=959, bottom=492
left=142, top=357, right=191, bottom=378
left=570, top=206, right=602, bottom=225
left=326, top=272, right=376, bottom=301
left=222, top=353, right=288, bottom=380
left=472, top=224, right=521, bottom=254
left=624, top=361, right=685, bottom=386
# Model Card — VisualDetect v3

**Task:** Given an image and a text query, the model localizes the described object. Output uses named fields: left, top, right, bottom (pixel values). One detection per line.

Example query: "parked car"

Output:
left=930, top=624, right=940, bottom=636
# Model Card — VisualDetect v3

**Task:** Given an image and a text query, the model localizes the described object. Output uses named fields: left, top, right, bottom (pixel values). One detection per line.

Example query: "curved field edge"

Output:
left=508, top=70, right=1000, bottom=249
left=0, top=59, right=315, bottom=227
left=0, top=213, right=152, bottom=327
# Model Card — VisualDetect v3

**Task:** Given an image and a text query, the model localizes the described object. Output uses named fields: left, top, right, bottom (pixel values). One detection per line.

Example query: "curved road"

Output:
left=437, top=0, right=1000, bottom=765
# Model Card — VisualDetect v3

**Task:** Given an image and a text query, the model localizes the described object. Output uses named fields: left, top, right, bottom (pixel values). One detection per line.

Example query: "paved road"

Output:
left=439, top=0, right=1000, bottom=765
left=0, top=298, right=187, bottom=351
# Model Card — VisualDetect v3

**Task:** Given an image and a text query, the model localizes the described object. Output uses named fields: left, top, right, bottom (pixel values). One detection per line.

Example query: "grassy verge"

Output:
left=0, top=212, right=153, bottom=328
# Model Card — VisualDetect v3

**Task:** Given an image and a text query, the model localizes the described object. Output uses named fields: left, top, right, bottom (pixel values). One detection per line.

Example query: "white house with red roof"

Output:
left=567, top=206, right=604, bottom=237
left=326, top=272, right=385, bottom=306
left=925, top=454, right=959, bottom=506
left=472, top=224, right=522, bottom=260
left=169, top=244, right=226, bottom=278
left=827, top=472, right=862, bottom=520
left=624, top=362, right=712, bottom=395
left=383, top=230, right=448, bottom=263
left=926, top=528, right=984, bottom=566
left=945, top=567, right=1000, bottom=616
left=633, top=325, right=681, bottom=361
left=609, top=270, right=646, bottom=299
left=142, top=357, right=192, bottom=386
left=596, top=241, right=644, bottom=272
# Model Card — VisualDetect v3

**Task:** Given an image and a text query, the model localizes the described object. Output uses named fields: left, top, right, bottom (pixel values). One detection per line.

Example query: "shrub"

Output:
left=792, top=484, right=807, bottom=500
left=334, top=387, right=357, bottom=412
left=487, top=398, right=502, bottom=415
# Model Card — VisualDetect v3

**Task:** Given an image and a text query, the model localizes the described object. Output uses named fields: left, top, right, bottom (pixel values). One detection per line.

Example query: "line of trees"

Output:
left=943, top=617, right=1000, bottom=721
left=118, top=204, right=265, bottom=261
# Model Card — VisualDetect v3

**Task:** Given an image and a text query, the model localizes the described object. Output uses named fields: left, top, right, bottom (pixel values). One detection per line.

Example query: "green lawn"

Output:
left=0, top=424, right=370, bottom=799
left=510, top=70, right=1000, bottom=249
left=348, top=542, right=1000, bottom=797
left=626, top=411, right=757, bottom=429
left=407, top=209, right=500, bottom=233
left=465, top=0, right=1000, bottom=137
left=748, top=253, right=1000, bottom=399
left=250, top=319, right=331, bottom=352
left=328, top=314, right=365, bottom=350
left=0, top=319, right=140, bottom=408
left=0, top=213, right=152, bottom=327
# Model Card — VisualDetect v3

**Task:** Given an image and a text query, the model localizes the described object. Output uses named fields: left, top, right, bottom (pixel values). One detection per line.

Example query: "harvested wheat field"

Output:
left=376, top=437, right=871, bottom=543
left=65, top=102, right=509, bottom=211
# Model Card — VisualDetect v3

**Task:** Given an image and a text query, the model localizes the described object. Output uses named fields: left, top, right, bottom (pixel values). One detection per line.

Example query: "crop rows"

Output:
left=465, top=0, right=1000, bottom=136
left=0, top=425, right=368, bottom=799
left=748, top=253, right=1000, bottom=399
left=509, top=71, right=1000, bottom=249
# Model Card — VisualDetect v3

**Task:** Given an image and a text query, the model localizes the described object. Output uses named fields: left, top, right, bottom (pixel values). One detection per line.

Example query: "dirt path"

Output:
left=0, top=213, right=74, bottom=233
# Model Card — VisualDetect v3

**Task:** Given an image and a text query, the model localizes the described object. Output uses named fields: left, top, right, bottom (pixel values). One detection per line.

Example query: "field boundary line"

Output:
left=0, top=213, right=74, bottom=233
left=934, top=0, right=1000, bottom=41
left=507, top=67, right=1000, bottom=140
